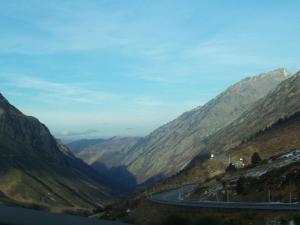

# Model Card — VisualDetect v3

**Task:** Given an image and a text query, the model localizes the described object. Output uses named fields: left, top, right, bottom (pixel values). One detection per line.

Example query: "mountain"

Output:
left=226, top=110, right=300, bottom=163
left=157, top=70, right=300, bottom=190
left=205, top=70, right=300, bottom=158
left=192, top=148, right=300, bottom=204
left=69, top=136, right=142, bottom=167
left=158, top=107, right=300, bottom=191
left=126, top=68, right=289, bottom=183
left=0, top=93, right=113, bottom=210
left=67, top=138, right=106, bottom=155
left=68, top=136, right=142, bottom=195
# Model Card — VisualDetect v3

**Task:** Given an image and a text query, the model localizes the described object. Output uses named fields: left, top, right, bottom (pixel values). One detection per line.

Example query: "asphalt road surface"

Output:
left=0, top=205, right=131, bottom=225
left=149, top=184, right=300, bottom=211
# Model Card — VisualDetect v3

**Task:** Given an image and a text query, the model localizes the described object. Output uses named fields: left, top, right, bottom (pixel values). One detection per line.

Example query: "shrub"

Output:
left=236, top=177, right=245, bottom=194
left=251, top=152, right=262, bottom=166
left=226, top=163, right=237, bottom=173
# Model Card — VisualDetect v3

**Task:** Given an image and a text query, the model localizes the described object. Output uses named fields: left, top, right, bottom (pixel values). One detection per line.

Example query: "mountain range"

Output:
left=2, top=67, right=300, bottom=212
left=126, top=68, right=289, bottom=183
left=69, top=68, right=291, bottom=187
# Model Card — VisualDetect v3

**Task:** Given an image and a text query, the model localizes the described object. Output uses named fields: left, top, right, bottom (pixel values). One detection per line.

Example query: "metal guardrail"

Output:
left=148, top=185, right=300, bottom=211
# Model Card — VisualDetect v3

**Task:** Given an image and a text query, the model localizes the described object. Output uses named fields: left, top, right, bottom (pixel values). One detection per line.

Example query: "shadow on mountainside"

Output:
left=139, top=174, right=167, bottom=190
left=91, top=161, right=137, bottom=197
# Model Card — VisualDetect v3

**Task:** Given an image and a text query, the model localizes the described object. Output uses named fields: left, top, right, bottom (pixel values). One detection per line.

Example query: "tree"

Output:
left=236, top=177, right=245, bottom=194
left=226, top=163, right=237, bottom=173
left=251, top=152, right=262, bottom=166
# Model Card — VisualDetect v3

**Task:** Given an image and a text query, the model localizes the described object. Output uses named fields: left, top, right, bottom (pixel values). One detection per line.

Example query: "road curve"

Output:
left=0, top=205, right=131, bottom=225
left=149, top=184, right=300, bottom=211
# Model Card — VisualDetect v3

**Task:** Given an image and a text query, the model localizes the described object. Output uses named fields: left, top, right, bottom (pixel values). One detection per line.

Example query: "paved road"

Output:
left=149, top=184, right=300, bottom=211
left=0, top=205, right=131, bottom=225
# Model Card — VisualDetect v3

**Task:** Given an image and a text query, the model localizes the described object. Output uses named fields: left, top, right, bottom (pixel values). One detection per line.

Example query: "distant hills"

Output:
left=69, top=136, right=142, bottom=168
left=67, top=138, right=106, bottom=155
left=67, top=136, right=142, bottom=195
left=0, top=93, right=113, bottom=210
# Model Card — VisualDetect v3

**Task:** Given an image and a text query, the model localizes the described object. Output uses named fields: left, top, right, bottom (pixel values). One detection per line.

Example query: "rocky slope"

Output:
left=225, top=110, right=300, bottom=164
left=159, top=109, right=300, bottom=191
left=206, top=70, right=300, bottom=158
left=126, top=68, right=289, bottom=183
left=0, top=93, right=113, bottom=210
left=157, top=71, right=300, bottom=190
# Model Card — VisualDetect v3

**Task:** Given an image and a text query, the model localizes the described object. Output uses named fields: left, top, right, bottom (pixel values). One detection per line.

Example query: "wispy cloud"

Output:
left=2, top=75, right=120, bottom=104
left=1, top=0, right=299, bottom=137
left=56, top=129, right=101, bottom=138
left=0, top=1, right=176, bottom=57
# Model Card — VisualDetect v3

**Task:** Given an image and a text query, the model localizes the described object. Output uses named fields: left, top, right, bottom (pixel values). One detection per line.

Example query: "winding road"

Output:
left=149, top=184, right=300, bottom=211
left=0, top=205, right=131, bottom=225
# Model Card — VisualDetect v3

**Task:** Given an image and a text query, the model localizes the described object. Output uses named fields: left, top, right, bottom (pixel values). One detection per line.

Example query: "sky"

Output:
left=0, top=0, right=300, bottom=140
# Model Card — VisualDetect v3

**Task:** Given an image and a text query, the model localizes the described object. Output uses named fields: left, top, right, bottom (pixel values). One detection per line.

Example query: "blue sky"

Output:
left=0, top=0, right=299, bottom=140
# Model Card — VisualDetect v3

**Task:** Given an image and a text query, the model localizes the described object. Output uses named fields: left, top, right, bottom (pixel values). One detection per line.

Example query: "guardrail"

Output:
left=148, top=185, right=300, bottom=211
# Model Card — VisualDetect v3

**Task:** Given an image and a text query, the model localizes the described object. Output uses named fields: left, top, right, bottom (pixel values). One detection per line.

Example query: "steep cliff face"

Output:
left=126, top=69, right=289, bottom=183
left=0, top=93, right=113, bottom=209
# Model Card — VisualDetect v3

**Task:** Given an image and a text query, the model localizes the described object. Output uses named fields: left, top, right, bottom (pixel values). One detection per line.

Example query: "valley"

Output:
left=1, top=1, right=299, bottom=224
left=1, top=69, right=300, bottom=225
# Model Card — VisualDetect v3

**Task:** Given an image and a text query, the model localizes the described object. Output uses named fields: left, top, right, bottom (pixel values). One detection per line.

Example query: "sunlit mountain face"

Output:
left=1, top=1, right=300, bottom=225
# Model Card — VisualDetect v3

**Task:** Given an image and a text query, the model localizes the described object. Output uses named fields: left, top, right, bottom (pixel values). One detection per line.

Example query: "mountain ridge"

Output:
left=126, top=68, right=290, bottom=183
left=206, top=70, right=300, bottom=156
left=0, top=93, right=113, bottom=210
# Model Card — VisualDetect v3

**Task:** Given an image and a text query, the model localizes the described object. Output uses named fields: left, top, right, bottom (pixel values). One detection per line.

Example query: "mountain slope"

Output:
left=192, top=148, right=300, bottom=204
left=68, top=136, right=142, bottom=195
left=70, top=136, right=142, bottom=168
left=157, top=71, right=300, bottom=190
left=206, top=71, right=300, bottom=157
left=226, top=111, right=300, bottom=163
left=126, top=68, right=289, bottom=183
left=66, top=138, right=106, bottom=155
left=0, top=93, right=113, bottom=209
left=157, top=109, right=300, bottom=191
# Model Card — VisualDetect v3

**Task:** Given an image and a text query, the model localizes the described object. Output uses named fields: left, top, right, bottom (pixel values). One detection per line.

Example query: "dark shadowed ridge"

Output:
left=67, top=136, right=142, bottom=196
left=0, top=93, right=114, bottom=209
